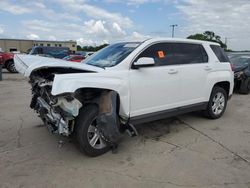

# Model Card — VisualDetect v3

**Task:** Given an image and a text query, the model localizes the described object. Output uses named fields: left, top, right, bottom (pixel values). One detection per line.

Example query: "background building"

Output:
left=0, top=39, right=77, bottom=53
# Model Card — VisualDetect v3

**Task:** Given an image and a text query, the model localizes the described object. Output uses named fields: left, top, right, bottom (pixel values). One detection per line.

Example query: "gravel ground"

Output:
left=0, top=70, right=250, bottom=188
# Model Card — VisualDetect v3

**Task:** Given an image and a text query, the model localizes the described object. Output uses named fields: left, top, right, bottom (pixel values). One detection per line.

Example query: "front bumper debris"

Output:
left=34, top=97, right=71, bottom=136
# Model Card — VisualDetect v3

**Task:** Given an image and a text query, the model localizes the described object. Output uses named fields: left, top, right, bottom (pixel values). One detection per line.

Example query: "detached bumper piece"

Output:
left=96, top=91, right=123, bottom=145
left=96, top=91, right=139, bottom=147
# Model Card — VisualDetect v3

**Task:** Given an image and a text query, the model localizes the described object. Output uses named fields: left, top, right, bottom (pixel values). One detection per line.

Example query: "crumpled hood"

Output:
left=14, top=54, right=103, bottom=77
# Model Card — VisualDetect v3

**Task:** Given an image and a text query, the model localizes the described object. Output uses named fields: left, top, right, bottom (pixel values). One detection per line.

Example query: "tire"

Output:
left=239, top=77, right=250, bottom=94
left=74, top=104, right=110, bottom=157
left=6, top=60, right=18, bottom=73
left=204, top=86, right=228, bottom=119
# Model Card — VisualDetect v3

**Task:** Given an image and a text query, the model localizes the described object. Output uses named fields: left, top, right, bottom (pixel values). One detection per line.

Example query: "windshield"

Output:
left=85, top=42, right=141, bottom=68
left=230, top=56, right=250, bottom=66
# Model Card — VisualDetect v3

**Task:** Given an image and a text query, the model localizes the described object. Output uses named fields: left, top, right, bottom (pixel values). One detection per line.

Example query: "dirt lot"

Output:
left=0, top=70, right=250, bottom=188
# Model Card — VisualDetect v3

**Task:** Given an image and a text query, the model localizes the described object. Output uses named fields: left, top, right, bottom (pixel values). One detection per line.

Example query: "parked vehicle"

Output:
left=29, top=46, right=70, bottom=59
left=229, top=53, right=250, bottom=94
left=0, top=52, right=17, bottom=73
left=63, top=55, right=85, bottom=62
left=76, top=51, right=95, bottom=57
left=85, top=52, right=94, bottom=57
left=14, top=38, right=234, bottom=156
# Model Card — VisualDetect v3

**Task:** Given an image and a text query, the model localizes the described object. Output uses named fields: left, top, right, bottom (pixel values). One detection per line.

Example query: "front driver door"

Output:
left=129, top=42, right=182, bottom=117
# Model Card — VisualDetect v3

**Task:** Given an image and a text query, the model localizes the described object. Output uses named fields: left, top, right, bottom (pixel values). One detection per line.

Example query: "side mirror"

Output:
left=133, top=57, right=155, bottom=69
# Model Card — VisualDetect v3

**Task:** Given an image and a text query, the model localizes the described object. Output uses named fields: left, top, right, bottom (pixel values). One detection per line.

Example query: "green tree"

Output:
left=77, top=45, right=82, bottom=51
left=80, top=44, right=109, bottom=52
left=187, top=31, right=227, bottom=49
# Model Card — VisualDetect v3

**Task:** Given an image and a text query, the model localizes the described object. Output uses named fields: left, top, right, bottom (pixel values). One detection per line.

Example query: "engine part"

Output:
left=54, top=97, right=82, bottom=117
left=36, top=97, right=70, bottom=136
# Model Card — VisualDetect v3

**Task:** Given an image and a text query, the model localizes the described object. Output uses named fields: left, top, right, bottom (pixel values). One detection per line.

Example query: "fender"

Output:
left=51, top=72, right=130, bottom=117
left=205, top=69, right=234, bottom=100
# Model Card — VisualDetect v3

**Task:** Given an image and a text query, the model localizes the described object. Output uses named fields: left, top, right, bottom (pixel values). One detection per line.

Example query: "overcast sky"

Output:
left=0, top=0, right=250, bottom=50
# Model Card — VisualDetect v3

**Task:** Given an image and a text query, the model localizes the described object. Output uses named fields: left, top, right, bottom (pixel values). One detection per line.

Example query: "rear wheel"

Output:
left=74, top=104, right=110, bottom=157
left=239, top=77, right=250, bottom=94
left=6, top=60, right=17, bottom=73
left=204, top=86, right=228, bottom=119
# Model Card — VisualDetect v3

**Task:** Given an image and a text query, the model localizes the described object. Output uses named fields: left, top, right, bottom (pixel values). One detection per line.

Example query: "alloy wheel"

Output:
left=212, top=92, right=225, bottom=115
left=87, top=120, right=107, bottom=149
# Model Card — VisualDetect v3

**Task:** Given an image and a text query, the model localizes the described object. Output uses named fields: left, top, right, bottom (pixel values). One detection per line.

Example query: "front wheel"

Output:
left=74, top=104, right=110, bottom=157
left=204, top=86, right=228, bottom=119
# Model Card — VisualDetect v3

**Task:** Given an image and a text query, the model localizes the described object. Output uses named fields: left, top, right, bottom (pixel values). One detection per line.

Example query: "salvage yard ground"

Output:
left=0, top=70, right=250, bottom=188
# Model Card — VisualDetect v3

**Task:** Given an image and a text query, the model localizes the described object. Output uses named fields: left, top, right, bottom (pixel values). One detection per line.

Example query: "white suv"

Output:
left=14, top=38, right=234, bottom=156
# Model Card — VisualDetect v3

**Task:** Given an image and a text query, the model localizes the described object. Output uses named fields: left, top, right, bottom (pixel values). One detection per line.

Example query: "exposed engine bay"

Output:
left=29, top=68, right=137, bottom=147
left=29, top=68, right=85, bottom=136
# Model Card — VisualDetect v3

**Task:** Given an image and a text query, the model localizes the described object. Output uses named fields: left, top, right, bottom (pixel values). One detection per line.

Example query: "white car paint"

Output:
left=14, top=54, right=103, bottom=77
left=51, top=71, right=130, bottom=117
left=14, top=38, right=234, bottom=118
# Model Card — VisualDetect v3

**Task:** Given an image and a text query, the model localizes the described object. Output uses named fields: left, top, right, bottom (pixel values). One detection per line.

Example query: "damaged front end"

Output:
left=29, top=68, right=136, bottom=147
left=30, top=71, right=82, bottom=136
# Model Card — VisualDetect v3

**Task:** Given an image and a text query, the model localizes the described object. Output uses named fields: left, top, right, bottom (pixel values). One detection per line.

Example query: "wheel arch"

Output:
left=213, top=81, right=230, bottom=97
left=74, top=87, right=121, bottom=115
left=4, top=58, right=14, bottom=67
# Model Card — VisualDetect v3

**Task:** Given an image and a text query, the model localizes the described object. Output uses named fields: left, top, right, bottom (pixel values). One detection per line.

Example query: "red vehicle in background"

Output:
left=63, top=55, right=85, bottom=62
left=0, top=52, right=17, bottom=73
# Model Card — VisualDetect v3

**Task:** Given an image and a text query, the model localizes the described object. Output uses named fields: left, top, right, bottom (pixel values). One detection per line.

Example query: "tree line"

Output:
left=76, top=31, right=233, bottom=52
left=187, top=31, right=228, bottom=50
left=77, top=44, right=109, bottom=52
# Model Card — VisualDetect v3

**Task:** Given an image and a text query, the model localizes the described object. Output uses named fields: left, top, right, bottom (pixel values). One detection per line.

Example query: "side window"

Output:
left=135, top=43, right=208, bottom=67
left=173, top=43, right=208, bottom=64
left=136, top=43, right=175, bottom=66
left=210, top=45, right=230, bottom=62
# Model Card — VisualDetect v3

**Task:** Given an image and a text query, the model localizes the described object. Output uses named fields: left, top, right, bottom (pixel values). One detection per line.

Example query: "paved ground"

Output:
left=0, top=70, right=250, bottom=188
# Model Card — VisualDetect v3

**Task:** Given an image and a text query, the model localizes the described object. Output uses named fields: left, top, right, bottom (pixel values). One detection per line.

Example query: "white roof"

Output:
left=146, top=38, right=220, bottom=45
left=113, top=37, right=220, bottom=46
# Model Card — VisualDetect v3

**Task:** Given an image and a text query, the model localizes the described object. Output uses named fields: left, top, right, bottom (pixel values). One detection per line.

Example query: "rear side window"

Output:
left=173, top=43, right=208, bottom=64
left=210, top=45, right=230, bottom=62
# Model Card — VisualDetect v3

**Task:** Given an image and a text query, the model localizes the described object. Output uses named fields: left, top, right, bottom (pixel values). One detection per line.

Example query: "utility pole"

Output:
left=170, top=24, right=178, bottom=38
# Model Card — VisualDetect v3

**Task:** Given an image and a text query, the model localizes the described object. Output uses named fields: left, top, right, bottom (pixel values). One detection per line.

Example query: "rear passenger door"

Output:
left=129, top=43, right=182, bottom=117
left=174, top=43, right=210, bottom=105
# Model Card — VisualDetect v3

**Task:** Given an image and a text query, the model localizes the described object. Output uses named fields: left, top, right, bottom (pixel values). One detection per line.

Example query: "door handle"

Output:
left=204, top=66, right=212, bottom=71
left=168, top=69, right=178, bottom=74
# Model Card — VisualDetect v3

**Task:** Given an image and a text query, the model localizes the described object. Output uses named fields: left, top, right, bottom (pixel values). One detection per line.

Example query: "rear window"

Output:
left=210, top=45, right=230, bottom=62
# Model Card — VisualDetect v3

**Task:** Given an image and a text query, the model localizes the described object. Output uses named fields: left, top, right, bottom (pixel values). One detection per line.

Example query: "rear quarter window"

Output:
left=210, top=45, right=230, bottom=62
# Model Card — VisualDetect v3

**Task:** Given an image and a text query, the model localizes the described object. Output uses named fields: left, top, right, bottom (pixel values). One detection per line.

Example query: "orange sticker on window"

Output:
left=158, top=51, right=165, bottom=58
